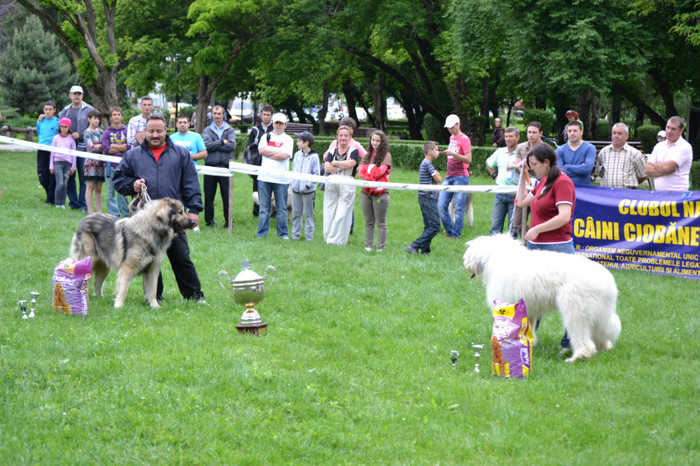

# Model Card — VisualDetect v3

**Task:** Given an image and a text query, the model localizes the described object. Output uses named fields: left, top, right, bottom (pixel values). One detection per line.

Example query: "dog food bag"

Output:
left=52, top=257, right=91, bottom=316
left=491, top=298, right=533, bottom=378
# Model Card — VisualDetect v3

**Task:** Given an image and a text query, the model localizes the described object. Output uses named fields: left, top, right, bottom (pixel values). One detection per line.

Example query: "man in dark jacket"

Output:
left=245, top=104, right=274, bottom=216
left=113, top=114, right=205, bottom=303
left=202, top=105, right=236, bottom=228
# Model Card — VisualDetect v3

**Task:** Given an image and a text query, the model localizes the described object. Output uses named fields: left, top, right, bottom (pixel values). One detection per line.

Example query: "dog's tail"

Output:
left=69, top=232, right=81, bottom=259
left=606, top=312, right=622, bottom=344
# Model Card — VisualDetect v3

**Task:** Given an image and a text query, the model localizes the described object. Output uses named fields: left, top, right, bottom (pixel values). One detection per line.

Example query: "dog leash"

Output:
left=129, top=182, right=152, bottom=215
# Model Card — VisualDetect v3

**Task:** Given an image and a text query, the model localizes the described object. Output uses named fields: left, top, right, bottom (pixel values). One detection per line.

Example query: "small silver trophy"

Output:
left=29, top=291, right=39, bottom=318
left=218, top=260, right=277, bottom=336
left=472, top=343, right=483, bottom=373
left=18, top=300, right=28, bottom=319
left=450, top=350, right=459, bottom=367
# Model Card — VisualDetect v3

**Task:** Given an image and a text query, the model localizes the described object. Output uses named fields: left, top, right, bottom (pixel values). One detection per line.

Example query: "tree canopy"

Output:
left=0, top=15, right=75, bottom=114
left=8, top=0, right=700, bottom=143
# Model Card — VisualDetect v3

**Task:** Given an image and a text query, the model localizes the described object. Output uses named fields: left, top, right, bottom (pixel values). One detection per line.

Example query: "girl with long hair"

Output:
left=358, top=130, right=392, bottom=251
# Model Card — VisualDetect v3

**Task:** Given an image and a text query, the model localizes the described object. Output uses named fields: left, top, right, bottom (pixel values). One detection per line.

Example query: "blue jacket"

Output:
left=113, top=136, right=203, bottom=214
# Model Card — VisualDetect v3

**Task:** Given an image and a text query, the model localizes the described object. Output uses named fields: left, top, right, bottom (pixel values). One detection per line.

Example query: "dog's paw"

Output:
left=148, top=301, right=160, bottom=308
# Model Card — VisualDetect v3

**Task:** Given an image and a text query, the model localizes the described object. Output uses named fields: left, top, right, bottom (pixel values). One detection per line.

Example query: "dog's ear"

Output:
left=475, top=259, right=485, bottom=276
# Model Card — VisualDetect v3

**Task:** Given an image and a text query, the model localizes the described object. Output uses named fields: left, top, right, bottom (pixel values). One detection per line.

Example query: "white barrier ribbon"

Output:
left=1, top=135, right=517, bottom=194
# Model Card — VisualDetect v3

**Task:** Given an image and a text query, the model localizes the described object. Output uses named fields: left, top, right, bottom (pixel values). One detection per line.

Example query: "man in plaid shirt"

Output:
left=596, top=122, right=647, bottom=189
left=127, top=96, right=154, bottom=147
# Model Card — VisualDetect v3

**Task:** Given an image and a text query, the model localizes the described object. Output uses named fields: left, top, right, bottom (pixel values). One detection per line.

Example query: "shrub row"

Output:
left=636, top=124, right=663, bottom=153
left=691, top=160, right=700, bottom=190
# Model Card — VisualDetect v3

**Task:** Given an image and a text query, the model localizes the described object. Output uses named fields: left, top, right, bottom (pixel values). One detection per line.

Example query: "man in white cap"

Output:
left=645, top=116, right=693, bottom=191
left=257, top=112, right=293, bottom=238
left=58, top=85, right=95, bottom=211
left=437, top=114, right=472, bottom=239
left=656, top=130, right=666, bottom=143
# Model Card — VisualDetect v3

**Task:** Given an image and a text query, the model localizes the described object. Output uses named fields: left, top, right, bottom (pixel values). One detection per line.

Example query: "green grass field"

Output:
left=1, top=149, right=698, bottom=464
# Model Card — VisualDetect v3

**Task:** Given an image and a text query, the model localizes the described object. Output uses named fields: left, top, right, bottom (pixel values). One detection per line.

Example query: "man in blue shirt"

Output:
left=556, top=121, right=596, bottom=185
left=170, top=115, right=207, bottom=164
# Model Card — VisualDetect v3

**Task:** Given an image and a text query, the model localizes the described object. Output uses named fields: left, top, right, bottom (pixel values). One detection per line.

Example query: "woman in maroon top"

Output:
left=518, top=143, right=576, bottom=254
left=518, top=143, right=576, bottom=351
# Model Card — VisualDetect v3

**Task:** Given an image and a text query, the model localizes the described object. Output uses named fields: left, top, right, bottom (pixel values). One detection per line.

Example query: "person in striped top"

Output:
left=406, top=141, right=442, bottom=255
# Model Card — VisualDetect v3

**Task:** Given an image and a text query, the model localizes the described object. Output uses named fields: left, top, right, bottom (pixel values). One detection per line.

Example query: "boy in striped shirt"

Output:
left=406, top=141, right=442, bottom=255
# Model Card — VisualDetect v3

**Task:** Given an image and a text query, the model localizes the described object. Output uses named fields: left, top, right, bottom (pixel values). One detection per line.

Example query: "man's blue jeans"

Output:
left=437, top=175, right=469, bottom=238
left=257, top=180, right=289, bottom=238
left=490, top=193, right=517, bottom=238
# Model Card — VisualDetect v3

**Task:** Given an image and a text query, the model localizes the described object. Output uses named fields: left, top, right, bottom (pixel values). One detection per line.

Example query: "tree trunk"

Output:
left=649, top=68, right=678, bottom=117
left=18, top=0, right=120, bottom=114
left=397, top=91, right=424, bottom=140
left=590, top=94, right=598, bottom=140
left=194, top=75, right=211, bottom=134
left=551, top=92, right=568, bottom=143
left=366, top=72, right=386, bottom=132
left=342, top=83, right=359, bottom=124
left=193, top=37, right=246, bottom=134
left=577, top=89, right=593, bottom=139
left=613, top=83, right=666, bottom=127
left=318, top=83, right=329, bottom=134
left=480, top=75, right=490, bottom=119
left=611, top=94, right=622, bottom=126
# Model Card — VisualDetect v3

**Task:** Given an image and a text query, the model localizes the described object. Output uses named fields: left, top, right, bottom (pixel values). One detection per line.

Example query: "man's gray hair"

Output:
left=612, top=122, right=629, bottom=135
left=212, top=104, right=226, bottom=113
left=504, top=126, right=519, bottom=137
left=668, top=115, right=685, bottom=129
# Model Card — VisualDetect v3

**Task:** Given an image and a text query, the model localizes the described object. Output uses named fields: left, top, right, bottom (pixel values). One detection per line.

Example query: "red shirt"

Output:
left=150, top=145, right=166, bottom=162
left=445, top=132, right=471, bottom=178
left=530, top=173, right=575, bottom=243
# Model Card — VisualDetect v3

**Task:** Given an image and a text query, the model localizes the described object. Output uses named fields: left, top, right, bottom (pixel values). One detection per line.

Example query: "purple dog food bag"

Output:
left=52, top=257, right=91, bottom=316
left=491, top=298, right=533, bottom=378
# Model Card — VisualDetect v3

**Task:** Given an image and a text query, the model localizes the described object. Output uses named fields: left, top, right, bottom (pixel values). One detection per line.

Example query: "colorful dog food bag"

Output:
left=491, top=298, right=533, bottom=378
left=52, top=257, right=91, bottom=316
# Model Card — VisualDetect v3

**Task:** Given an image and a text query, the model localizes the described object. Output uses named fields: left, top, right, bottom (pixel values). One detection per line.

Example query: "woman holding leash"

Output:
left=517, top=143, right=576, bottom=351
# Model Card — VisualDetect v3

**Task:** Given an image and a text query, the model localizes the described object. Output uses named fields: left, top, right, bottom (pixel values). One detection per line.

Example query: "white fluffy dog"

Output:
left=463, top=235, right=621, bottom=362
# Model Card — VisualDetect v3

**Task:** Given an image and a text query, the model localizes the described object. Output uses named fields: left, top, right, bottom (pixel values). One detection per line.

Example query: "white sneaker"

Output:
left=364, top=247, right=372, bottom=252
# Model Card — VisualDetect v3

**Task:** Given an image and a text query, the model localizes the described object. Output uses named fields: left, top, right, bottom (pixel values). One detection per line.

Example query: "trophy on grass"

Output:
left=218, top=260, right=277, bottom=336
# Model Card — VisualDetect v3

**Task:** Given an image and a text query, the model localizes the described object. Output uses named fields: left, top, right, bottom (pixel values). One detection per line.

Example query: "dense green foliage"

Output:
left=690, top=160, right=700, bottom=190
left=522, top=109, right=556, bottom=135
left=637, top=124, right=663, bottom=153
left=0, top=16, right=74, bottom=114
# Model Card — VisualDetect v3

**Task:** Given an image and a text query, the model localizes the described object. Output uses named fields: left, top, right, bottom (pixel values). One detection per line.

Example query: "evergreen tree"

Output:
left=0, top=15, right=75, bottom=115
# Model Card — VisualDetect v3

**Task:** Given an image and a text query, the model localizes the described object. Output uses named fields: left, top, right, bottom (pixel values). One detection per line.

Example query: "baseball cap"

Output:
left=657, top=130, right=666, bottom=138
left=59, top=117, right=72, bottom=127
left=444, top=114, right=460, bottom=128
left=69, top=85, right=83, bottom=94
left=272, top=113, right=288, bottom=124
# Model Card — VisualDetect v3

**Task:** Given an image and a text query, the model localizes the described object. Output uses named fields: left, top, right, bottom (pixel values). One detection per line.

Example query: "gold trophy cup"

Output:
left=218, top=260, right=277, bottom=336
